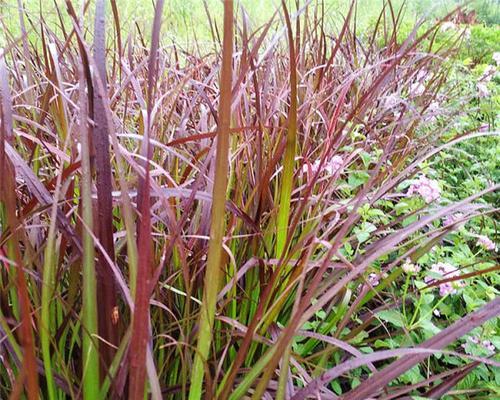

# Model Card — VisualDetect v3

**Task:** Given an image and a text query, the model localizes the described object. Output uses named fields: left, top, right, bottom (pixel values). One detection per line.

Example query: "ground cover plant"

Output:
left=0, top=0, right=498, bottom=399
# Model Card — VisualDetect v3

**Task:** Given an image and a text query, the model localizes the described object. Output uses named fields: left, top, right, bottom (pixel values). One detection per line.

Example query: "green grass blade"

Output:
left=189, top=2, right=234, bottom=399
left=78, top=64, right=101, bottom=400
left=275, top=0, right=298, bottom=259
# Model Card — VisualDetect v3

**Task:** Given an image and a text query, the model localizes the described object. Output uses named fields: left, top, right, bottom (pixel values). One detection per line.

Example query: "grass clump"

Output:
left=0, top=1, right=498, bottom=399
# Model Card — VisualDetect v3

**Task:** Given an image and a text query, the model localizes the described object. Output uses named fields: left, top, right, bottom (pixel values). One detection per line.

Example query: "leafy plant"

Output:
left=0, top=1, right=498, bottom=399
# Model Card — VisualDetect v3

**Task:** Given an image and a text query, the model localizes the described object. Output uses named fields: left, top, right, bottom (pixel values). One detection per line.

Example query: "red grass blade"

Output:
left=92, top=0, right=119, bottom=369
left=423, top=362, right=479, bottom=399
left=128, top=167, right=153, bottom=400
left=128, top=1, right=165, bottom=399
left=0, top=48, right=39, bottom=400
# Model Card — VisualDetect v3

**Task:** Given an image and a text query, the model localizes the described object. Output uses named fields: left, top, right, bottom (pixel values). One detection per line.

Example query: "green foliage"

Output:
left=0, top=1, right=499, bottom=399
left=464, top=24, right=500, bottom=64
left=473, top=0, right=500, bottom=25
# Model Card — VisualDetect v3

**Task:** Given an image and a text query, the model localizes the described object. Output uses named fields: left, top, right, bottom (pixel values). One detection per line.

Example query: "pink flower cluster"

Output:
left=462, top=336, right=496, bottom=355
left=402, top=258, right=420, bottom=274
left=482, top=340, right=496, bottom=353
left=441, top=21, right=456, bottom=32
left=424, top=262, right=464, bottom=296
left=383, top=93, right=403, bottom=119
left=368, top=273, right=379, bottom=286
left=408, top=176, right=441, bottom=203
left=302, top=155, right=344, bottom=176
left=425, top=101, right=441, bottom=123
left=409, top=82, right=425, bottom=97
left=476, top=82, right=490, bottom=98
left=477, top=235, right=497, bottom=251
left=481, top=65, right=497, bottom=82
left=493, top=52, right=500, bottom=66
left=325, top=155, right=344, bottom=175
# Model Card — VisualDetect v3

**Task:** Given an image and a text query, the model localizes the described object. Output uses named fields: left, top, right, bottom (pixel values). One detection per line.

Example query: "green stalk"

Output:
left=79, top=68, right=100, bottom=400
left=39, top=41, right=74, bottom=400
left=38, top=91, right=65, bottom=400
left=276, top=344, right=292, bottom=400
left=6, top=241, right=19, bottom=318
left=228, top=346, right=277, bottom=400
left=99, top=328, right=131, bottom=399
left=188, top=2, right=233, bottom=399
left=273, top=3, right=298, bottom=395
left=275, top=0, right=298, bottom=259
left=40, top=237, right=56, bottom=400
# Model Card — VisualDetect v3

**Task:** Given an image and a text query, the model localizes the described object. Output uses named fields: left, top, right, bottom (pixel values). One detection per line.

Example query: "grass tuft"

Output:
left=0, top=1, right=498, bottom=399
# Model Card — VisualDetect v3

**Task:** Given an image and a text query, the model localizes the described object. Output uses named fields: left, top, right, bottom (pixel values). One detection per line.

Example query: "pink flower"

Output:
left=482, top=340, right=495, bottom=354
left=425, top=262, right=464, bottom=296
left=425, top=101, right=441, bottom=123
left=325, top=155, right=344, bottom=175
left=477, top=82, right=490, bottom=98
left=402, top=258, right=420, bottom=274
left=409, top=82, right=425, bottom=97
left=462, top=336, right=496, bottom=355
left=478, top=123, right=490, bottom=133
left=368, top=273, right=379, bottom=287
left=302, top=156, right=344, bottom=176
left=384, top=93, right=401, bottom=109
left=463, top=28, right=471, bottom=41
left=302, top=159, right=321, bottom=175
left=416, top=70, right=429, bottom=82
left=493, top=52, right=500, bottom=66
left=469, top=336, right=480, bottom=344
left=428, top=101, right=440, bottom=113
left=437, top=282, right=457, bottom=296
left=408, top=176, right=441, bottom=203
left=481, top=65, right=496, bottom=82
left=477, top=235, right=496, bottom=251
left=441, top=21, right=456, bottom=32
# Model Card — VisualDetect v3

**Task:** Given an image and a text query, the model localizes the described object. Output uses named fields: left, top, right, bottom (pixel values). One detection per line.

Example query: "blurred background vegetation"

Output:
left=1, top=0, right=498, bottom=45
